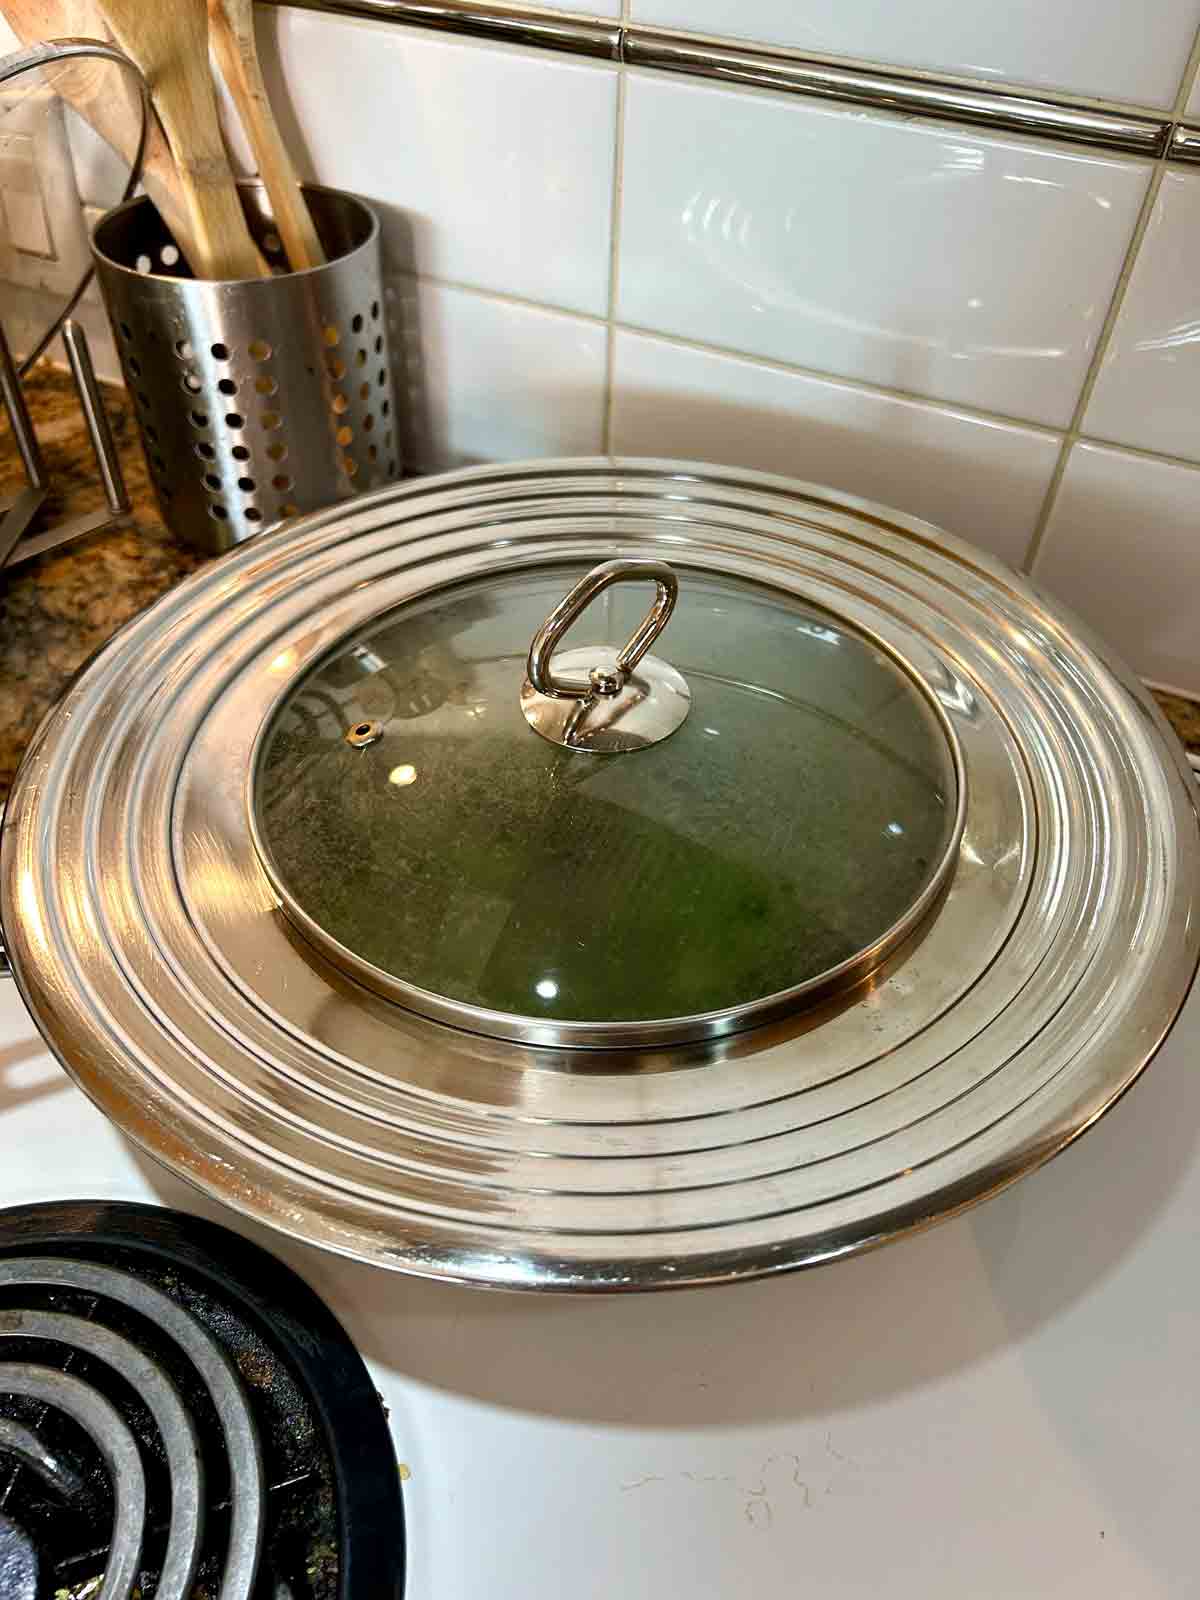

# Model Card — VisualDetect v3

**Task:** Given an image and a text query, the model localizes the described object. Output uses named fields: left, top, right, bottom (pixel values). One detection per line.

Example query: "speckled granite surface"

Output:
left=1151, top=689, right=1200, bottom=757
left=0, top=360, right=204, bottom=800
left=1, top=362, right=1197, bottom=805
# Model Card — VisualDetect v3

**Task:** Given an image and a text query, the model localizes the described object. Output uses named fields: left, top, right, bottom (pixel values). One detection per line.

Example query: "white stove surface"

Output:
left=2, top=975, right=1199, bottom=1598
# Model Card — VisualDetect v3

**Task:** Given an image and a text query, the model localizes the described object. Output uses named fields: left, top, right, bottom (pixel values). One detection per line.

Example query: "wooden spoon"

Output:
left=96, top=0, right=267, bottom=278
left=1, top=0, right=198, bottom=261
left=208, top=0, right=324, bottom=271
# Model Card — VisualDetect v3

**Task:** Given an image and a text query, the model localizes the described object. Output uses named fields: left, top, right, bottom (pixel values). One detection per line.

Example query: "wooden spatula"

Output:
left=208, top=0, right=324, bottom=272
left=96, top=0, right=267, bottom=278
left=1, top=0, right=198, bottom=262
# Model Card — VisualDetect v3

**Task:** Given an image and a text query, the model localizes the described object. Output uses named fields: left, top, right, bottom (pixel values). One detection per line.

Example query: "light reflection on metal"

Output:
left=2, top=459, right=1196, bottom=1296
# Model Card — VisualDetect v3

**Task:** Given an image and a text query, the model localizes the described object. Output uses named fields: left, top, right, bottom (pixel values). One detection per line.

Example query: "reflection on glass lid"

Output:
left=253, top=565, right=959, bottom=1031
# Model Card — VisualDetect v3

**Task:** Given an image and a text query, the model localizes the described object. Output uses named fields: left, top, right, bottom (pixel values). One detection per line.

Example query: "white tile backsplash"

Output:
left=618, top=75, right=1149, bottom=428
left=611, top=330, right=1060, bottom=566
left=1084, top=171, right=1200, bottom=462
left=630, top=0, right=1200, bottom=107
left=63, top=109, right=137, bottom=210
left=257, top=7, right=617, bottom=316
left=4, top=0, right=1195, bottom=692
left=396, top=277, right=607, bottom=470
left=1034, top=443, right=1200, bottom=693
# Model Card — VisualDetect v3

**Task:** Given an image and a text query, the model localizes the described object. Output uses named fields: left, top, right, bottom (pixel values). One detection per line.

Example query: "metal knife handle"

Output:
left=526, top=559, right=679, bottom=702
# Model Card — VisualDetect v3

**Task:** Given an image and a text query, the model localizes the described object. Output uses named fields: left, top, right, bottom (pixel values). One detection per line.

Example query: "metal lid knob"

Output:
left=520, top=558, right=692, bottom=752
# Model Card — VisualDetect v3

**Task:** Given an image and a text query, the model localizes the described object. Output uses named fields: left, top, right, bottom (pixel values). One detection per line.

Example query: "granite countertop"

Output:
left=1, top=358, right=1198, bottom=805
left=1152, top=688, right=1200, bottom=757
left=0, top=360, right=204, bottom=799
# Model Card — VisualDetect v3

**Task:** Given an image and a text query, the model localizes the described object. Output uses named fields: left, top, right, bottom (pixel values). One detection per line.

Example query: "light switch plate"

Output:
left=0, top=80, right=91, bottom=298
left=0, top=134, right=55, bottom=256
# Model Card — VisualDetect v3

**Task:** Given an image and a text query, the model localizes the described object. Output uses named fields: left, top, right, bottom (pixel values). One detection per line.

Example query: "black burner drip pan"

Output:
left=0, top=1201, right=404, bottom=1599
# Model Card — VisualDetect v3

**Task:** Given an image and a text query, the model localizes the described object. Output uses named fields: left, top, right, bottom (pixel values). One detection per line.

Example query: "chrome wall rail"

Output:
left=1170, top=124, right=1200, bottom=163
left=625, top=28, right=1168, bottom=158
left=269, top=0, right=620, bottom=59
left=258, top=0, right=1194, bottom=159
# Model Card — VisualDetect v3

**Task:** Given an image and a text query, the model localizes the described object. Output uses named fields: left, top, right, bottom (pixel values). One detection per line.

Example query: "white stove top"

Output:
left=3, top=974, right=1198, bottom=1598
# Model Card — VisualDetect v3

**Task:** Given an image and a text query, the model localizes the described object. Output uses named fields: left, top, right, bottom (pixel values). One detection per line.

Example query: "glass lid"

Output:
left=252, top=557, right=964, bottom=1045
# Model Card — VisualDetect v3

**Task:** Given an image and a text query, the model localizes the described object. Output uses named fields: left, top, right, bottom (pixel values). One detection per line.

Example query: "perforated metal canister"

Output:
left=92, top=181, right=399, bottom=554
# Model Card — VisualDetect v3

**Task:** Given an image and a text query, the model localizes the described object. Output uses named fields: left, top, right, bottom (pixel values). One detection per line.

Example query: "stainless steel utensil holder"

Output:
left=92, top=181, right=399, bottom=555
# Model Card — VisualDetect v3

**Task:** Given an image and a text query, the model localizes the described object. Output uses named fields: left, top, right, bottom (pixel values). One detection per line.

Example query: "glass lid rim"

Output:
left=246, top=555, right=969, bottom=1049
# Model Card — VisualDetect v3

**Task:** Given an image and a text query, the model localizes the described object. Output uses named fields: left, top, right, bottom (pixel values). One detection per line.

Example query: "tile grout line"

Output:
left=1019, top=166, right=1165, bottom=571
left=1075, top=431, right=1200, bottom=474
left=602, top=0, right=629, bottom=453
left=1172, top=16, right=1200, bottom=116
left=1021, top=19, right=1200, bottom=573
left=401, top=264, right=1200, bottom=467
left=609, top=320, right=1068, bottom=435
left=399, top=264, right=1200, bottom=475
left=395, top=272, right=1049, bottom=428
left=601, top=64, right=628, bottom=452
left=398, top=266, right=1071, bottom=433
left=392, top=266, right=608, bottom=324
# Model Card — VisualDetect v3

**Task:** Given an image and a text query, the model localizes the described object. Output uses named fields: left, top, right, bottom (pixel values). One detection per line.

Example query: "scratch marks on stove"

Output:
left=619, top=1433, right=863, bottom=1529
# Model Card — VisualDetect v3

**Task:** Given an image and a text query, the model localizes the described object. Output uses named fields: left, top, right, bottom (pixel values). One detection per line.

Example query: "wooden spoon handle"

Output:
left=152, top=58, right=268, bottom=279
left=96, top=0, right=268, bottom=279
left=209, top=0, right=325, bottom=272
left=0, top=0, right=201, bottom=263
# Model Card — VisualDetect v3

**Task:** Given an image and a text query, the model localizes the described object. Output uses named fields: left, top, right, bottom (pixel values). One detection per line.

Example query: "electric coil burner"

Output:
left=0, top=1202, right=404, bottom=1599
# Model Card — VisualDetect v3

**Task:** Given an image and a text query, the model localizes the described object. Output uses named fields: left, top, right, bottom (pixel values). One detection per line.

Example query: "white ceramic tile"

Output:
left=63, top=109, right=138, bottom=209
left=256, top=7, right=617, bottom=316
left=631, top=0, right=1200, bottom=107
left=1034, top=442, right=1200, bottom=693
left=0, top=280, right=116, bottom=380
left=618, top=76, right=1149, bottom=428
left=1084, top=171, right=1200, bottom=462
left=394, top=277, right=606, bottom=470
left=611, top=330, right=1060, bottom=565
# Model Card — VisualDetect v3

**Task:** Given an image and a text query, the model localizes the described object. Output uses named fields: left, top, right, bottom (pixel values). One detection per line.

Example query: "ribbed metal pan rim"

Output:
left=3, top=457, right=1197, bottom=1292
